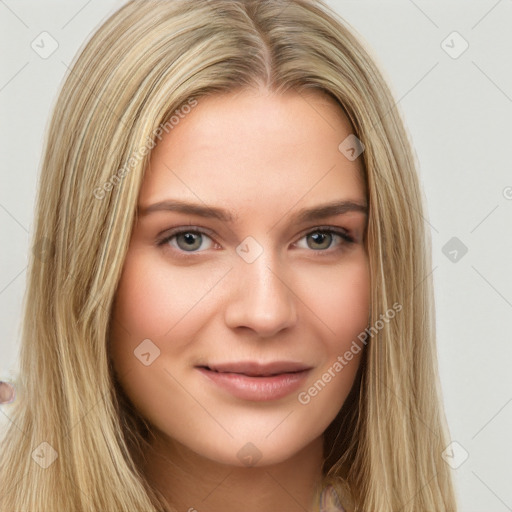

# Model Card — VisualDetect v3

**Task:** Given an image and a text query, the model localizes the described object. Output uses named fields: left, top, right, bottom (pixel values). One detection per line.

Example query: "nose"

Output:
left=223, top=253, right=298, bottom=338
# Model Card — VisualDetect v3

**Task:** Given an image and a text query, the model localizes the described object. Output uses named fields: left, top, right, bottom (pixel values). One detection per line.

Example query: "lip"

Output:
left=196, top=361, right=312, bottom=401
left=204, top=360, right=312, bottom=377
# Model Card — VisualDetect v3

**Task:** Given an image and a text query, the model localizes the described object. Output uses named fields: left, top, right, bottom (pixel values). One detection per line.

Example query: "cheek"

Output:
left=298, top=256, right=369, bottom=404
left=108, top=250, right=227, bottom=405
left=108, top=252, right=194, bottom=427
left=108, top=251, right=177, bottom=384
left=305, top=254, right=370, bottom=347
left=110, top=249, right=222, bottom=343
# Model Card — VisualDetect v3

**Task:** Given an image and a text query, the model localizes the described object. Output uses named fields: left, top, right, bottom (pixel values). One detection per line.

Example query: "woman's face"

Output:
left=110, top=87, right=370, bottom=467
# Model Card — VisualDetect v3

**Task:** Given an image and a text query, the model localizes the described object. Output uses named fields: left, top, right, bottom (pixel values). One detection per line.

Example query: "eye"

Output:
left=295, top=227, right=354, bottom=253
left=157, top=228, right=215, bottom=253
left=156, top=225, right=355, bottom=257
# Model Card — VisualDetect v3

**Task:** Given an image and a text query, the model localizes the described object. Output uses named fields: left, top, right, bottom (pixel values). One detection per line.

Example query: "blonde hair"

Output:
left=0, top=1, right=457, bottom=510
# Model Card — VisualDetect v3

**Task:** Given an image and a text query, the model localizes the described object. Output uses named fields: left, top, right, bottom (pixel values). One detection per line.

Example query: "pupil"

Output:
left=310, top=232, right=330, bottom=249
left=179, top=232, right=200, bottom=250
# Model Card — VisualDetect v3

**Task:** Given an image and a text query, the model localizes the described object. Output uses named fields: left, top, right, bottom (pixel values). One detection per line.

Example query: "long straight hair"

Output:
left=0, top=1, right=457, bottom=510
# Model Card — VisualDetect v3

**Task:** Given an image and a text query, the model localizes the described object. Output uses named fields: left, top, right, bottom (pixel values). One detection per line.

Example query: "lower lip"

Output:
left=196, top=367, right=311, bottom=401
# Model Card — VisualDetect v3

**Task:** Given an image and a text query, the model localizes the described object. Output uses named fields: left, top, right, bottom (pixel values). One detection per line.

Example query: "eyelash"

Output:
left=156, top=225, right=355, bottom=259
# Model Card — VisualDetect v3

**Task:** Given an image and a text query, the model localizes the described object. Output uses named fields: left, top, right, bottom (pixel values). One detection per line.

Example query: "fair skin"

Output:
left=0, top=381, right=15, bottom=404
left=109, top=86, right=370, bottom=512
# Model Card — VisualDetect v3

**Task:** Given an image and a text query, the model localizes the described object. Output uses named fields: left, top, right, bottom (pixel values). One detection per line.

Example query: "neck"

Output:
left=144, top=432, right=325, bottom=512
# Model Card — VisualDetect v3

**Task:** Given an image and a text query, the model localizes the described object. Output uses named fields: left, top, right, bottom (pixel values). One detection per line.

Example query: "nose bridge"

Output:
left=223, top=237, right=298, bottom=336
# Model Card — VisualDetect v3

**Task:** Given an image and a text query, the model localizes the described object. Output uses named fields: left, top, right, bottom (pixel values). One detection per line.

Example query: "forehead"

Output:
left=139, top=88, right=366, bottom=218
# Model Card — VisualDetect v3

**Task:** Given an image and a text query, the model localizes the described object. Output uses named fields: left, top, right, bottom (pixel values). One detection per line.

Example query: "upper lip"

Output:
left=198, top=361, right=312, bottom=377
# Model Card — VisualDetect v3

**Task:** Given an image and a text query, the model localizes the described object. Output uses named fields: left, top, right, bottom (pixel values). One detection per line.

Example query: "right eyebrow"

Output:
left=138, top=199, right=236, bottom=222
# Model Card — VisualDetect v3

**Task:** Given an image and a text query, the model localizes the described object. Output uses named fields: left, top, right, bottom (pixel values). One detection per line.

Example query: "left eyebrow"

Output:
left=293, top=200, right=368, bottom=223
left=137, top=198, right=368, bottom=223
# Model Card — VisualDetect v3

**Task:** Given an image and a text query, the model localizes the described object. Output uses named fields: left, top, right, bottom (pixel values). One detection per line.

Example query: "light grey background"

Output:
left=1, top=1, right=511, bottom=511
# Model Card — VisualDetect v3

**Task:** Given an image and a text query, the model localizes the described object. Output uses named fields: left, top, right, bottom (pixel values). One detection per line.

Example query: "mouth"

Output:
left=195, top=361, right=312, bottom=401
